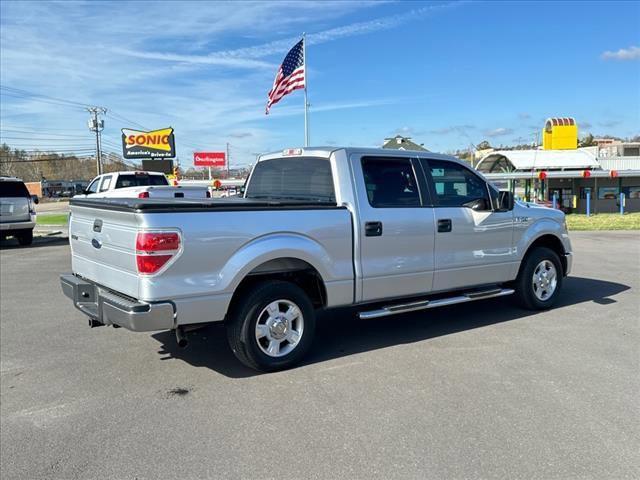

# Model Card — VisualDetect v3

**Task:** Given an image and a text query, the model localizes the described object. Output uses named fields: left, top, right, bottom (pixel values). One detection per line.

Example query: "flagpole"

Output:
left=303, top=33, right=309, bottom=147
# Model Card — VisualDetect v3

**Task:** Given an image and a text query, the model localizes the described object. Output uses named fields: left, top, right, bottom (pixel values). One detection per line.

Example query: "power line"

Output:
left=0, top=129, right=90, bottom=138
left=0, top=91, right=88, bottom=112
left=0, top=124, right=89, bottom=133
left=2, top=145, right=96, bottom=150
left=0, top=86, right=91, bottom=109
left=108, top=110, right=148, bottom=131
left=8, top=149, right=97, bottom=154
left=2, top=158, right=93, bottom=164
left=0, top=136, right=95, bottom=142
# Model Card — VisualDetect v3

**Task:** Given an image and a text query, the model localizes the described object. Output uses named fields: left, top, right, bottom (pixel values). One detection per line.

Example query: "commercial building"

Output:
left=476, top=146, right=640, bottom=213
left=382, top=135, right=428, bottom=151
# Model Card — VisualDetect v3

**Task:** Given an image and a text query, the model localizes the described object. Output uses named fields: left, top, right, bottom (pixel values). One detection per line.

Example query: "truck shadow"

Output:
left=151, top=276, right=630, bottom=378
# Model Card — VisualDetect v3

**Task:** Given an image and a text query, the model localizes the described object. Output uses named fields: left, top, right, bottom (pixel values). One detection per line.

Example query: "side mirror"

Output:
left=31, top=195, right=39, bottom=205
left=498, top=191, right=514, bottom=211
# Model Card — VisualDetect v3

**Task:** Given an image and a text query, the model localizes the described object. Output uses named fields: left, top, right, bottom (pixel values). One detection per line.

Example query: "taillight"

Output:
left=138, top=191, right=150, bottom=198
left=135, top=231, right=181, bottom=275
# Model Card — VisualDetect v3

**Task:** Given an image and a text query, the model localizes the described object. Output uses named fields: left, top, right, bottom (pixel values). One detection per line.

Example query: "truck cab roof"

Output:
left=257, top=146, right=461, bottom=164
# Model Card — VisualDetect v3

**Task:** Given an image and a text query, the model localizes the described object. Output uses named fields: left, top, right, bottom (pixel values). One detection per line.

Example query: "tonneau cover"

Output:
left=70, top=196, right=339, bottom=213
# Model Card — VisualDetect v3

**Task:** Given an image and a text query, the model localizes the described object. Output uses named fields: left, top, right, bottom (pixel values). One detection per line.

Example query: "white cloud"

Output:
left=430, top=125, right=476, bottom=135
left=117, top=1, right=464, bottom=65
left=484, top=127, right=514, bottom=138
left=601, top=46, right=640, bottom=61
left=0, top=0, right=464, bottom=166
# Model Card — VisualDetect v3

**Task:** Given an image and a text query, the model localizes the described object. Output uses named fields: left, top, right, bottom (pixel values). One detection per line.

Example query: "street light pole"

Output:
left=226, top=142, right=230, bottom=178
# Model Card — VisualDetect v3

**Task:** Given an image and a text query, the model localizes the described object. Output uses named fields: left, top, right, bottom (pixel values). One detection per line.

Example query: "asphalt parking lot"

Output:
left=1, top=231, right=638, bottom=480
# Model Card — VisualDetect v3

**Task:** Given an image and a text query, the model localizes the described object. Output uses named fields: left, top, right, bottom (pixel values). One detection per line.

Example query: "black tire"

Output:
left=514, top=247, right=563, bottom=310
left=16, top=229, right=33, bottom=246
left=226, top=280, right=316, bottom=372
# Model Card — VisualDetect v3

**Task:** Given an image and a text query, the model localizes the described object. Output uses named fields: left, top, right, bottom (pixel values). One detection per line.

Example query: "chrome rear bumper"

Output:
left=0, top=220, right=35, bottom=231
left=60, top=274, right=175, bottom=331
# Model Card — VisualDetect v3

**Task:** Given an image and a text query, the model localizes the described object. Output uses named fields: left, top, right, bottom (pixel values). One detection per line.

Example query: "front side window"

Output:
left=361, top=157, right=420, bottom=208
left=426, top=159, right=489, bottom=207
left=86, top=179, right=99, bottom=194
left=245, top=157, right=335, bottom=202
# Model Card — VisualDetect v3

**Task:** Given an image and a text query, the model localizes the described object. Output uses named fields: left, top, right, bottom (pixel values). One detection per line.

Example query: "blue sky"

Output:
left=1, top=0, right=639, bottom=167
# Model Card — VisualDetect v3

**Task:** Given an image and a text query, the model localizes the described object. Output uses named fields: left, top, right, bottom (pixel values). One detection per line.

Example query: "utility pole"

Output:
left=87, top=107, right=107, bottom=175
left=226, top=142, right=230, bottom=178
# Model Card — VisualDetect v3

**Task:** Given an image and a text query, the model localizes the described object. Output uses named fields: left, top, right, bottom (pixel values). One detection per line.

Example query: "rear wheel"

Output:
left=514, top=247, right=563, bottom=310
left=226, top=280, right=316, bottom=372
left=16, top=229, right=33, bottom=246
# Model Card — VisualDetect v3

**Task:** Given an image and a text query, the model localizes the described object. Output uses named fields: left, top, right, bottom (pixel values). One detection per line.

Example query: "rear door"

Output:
left=0, top=180, right=31, bottom=223
left=352, top=154, right=436, bottom=302
left=421, top=158, right=514, bottom=292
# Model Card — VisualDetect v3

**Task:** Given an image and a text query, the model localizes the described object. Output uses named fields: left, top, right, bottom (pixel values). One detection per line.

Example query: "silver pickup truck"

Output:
left=60, top=147, right=572, bottom=371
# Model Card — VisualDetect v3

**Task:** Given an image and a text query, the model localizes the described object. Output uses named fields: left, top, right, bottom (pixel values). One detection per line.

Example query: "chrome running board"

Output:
left=358, top=288, right=515, bottom=320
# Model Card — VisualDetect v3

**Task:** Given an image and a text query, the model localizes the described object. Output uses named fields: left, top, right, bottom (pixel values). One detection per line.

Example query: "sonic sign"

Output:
left=121, top=127, right=176, bottom=159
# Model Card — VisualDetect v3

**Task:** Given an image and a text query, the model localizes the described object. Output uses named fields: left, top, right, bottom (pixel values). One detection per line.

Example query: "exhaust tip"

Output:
left=175, top=327, right=188, bottom=348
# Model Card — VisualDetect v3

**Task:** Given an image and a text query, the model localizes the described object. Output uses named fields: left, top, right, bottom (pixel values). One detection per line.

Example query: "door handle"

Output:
left=438, top=219, right=452, bottom=233
left=365, top=221, right=383, bottom=237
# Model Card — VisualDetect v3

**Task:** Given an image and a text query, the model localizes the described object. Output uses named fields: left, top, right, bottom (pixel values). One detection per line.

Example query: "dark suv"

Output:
left=0, top=177, right=37, bottom=246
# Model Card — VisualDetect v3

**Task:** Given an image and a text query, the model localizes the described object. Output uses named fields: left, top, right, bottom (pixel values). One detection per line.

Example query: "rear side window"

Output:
left=361, top=157, right=420, bottom=208
left=245, top=157, right=335, bottom=202
left=426, top=159, right=488, bottom=207
left=0, top=181, right=29, bottom=198
left=99, top=175, right=113, bottom=192
left=115, top=174, right=168, bottom=188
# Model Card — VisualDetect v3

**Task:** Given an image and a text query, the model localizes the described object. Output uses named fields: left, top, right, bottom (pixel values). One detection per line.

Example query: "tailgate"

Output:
left=0, top=197, right=30, bottom=223
left=69, top=204, right=140, bottom=298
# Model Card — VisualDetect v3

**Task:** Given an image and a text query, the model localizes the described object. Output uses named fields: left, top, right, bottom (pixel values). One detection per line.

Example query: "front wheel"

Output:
left=514, top=247, right=563, bottom=310
left=226, top=280, right=316, bottom=372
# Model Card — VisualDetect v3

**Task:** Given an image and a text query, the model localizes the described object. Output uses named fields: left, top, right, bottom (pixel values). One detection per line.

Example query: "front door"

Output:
left=352, top=155, right=436, bottom=302
left=422, top=158, right=515, bottom=292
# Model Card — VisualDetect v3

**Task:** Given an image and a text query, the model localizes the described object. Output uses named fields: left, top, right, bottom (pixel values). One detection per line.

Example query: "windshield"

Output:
left=245, top=157, right=335, bottom=202
left=115, top=174, right=168, bottom=188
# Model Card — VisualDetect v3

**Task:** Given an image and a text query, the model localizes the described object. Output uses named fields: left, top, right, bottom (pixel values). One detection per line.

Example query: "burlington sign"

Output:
left=121, top=127, right=176, bottom=159
left=194, top=152, right=226, bottom=167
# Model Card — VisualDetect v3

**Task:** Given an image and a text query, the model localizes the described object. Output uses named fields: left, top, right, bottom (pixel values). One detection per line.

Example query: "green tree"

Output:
left=579, top=133, right=596, bottom=147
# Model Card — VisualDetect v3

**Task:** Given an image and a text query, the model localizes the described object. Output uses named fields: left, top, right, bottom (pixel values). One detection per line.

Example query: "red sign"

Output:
left=194, top=152, right=226, bottom=167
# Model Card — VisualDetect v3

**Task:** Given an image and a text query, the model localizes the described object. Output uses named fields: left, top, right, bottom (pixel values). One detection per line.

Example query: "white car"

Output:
left=78, top=171, right=210, bottom=199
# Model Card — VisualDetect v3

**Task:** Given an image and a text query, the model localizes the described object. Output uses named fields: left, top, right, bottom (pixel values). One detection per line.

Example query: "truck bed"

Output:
left=68, top=196, right=354, bottom=326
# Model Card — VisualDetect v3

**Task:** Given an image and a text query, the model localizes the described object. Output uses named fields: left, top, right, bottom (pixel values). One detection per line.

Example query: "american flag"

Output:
left=266, top=39, right=305, bottom=114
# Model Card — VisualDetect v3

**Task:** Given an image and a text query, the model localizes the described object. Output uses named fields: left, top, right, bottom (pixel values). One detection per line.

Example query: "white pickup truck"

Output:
left=77, top=171, right=210, bottom=199
left=61, top=147, right=572, bottom=372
